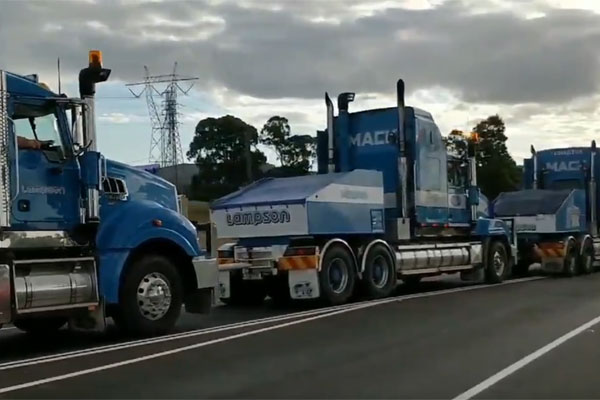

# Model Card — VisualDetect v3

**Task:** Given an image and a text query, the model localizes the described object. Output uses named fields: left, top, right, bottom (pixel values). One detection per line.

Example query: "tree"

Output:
left=260, top=116, right=316, bottom=177
left=471, top=115, right=521, bottom=200
left=187, top=115, right=267, bottom=201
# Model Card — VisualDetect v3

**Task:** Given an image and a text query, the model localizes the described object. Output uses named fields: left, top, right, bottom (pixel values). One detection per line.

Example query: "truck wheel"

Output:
left=13, top=317, right=67, bottom=334
left=114, top=255, right=183, bottom=336
left=319, top=245, right=356, bottom=305
left=578, top=241, right=594, bottom=275
left=563, top=241, right=578, bottom=277
left=485, top=241, right=508, bottom=284
left=362, top=244, right=396, bottom=299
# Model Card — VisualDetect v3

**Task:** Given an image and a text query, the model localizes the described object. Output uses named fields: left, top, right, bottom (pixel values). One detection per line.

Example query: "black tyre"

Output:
left=362, top=244, right=396, bottom=299
left=319, top=245, right=357, bottom=305
left=113, top=254, right=183, bottom=336
left=13, top=317, right=67, bottom=334
left=563, top=241, right=578, bottom=277
left=221, top=273, right=267, bottom=306
left=578, top=240, right=594, bottom=275
left=401, top=275, right=422, bottom=287
left=485, top=240, right=509, bottom=284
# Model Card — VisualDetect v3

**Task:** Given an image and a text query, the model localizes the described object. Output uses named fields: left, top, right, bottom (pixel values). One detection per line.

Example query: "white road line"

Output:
left=0, top=277, right=542, bottom=371
left=453, top=313, right=600, bottom=400
left=0, top=300, right=390, bottom=394
left=0, top=277, right=542, bottom=372
left=0, top=308, right=341, bottom=370
left=0, top=276, right=542, bottom=394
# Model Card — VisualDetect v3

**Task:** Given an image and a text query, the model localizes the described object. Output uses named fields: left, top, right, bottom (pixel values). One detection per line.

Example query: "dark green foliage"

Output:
left=472, top=115, right=521, bottom=200
left=187, top=115, right=266, bottom=201
left=260, top=116, right=316, bottom=177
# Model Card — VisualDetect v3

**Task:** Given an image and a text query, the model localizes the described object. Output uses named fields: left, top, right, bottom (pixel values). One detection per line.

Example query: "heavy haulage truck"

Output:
left=212, top=80, right=518, bottom=306
left=0, top=51, right=218, bottom=336
left=493, top=142, right=600, bottom=276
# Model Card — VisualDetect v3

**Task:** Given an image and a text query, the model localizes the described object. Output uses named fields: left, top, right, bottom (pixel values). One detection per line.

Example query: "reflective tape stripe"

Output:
left=278, top=256, right=318, bottom=270
left=535, top=244, right=566, bottom=258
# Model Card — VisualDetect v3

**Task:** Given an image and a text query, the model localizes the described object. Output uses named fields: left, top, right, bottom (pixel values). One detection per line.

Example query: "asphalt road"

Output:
left=2, top=273, right=600, bottom=399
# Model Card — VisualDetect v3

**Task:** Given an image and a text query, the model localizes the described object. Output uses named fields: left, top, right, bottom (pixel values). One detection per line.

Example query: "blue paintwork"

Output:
left=473, top=218, right=512, bottom=238
left=317, top=102, right=476, bottom=233
left=500, top=145, right=596, bottom=237
left=80, top=151, right=102, bottom=188
left=4, top=70, right=205, bottom=305
left=523, top=147, right=594, bottom=191
left=307, top=202, right=385, bottom=235
left=8, top=88, right=81, bottom=230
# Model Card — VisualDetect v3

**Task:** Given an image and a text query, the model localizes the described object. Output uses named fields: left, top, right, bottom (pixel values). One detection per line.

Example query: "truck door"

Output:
left=10, top=103, right=81, bottom=230
left=447, top=158, right=469, bottom=224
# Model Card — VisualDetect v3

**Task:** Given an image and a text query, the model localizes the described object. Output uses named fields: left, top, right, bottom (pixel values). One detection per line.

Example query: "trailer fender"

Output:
left=360, top=239, right=396, bottom=275
left=318, top=238, right=358, bottom=275
left=579, top=234, right=592, bottom=255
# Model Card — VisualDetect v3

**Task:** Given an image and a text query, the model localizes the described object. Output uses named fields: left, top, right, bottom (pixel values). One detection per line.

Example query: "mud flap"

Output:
left=68, top=298, right=106, bottom=332
left=218, top=270, right=231, bottom=299
left=288, top=269, right=320, bottom=299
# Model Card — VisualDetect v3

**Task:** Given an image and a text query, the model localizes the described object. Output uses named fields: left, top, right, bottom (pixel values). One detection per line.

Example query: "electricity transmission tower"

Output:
left=126, top=64, right=198, bottom=167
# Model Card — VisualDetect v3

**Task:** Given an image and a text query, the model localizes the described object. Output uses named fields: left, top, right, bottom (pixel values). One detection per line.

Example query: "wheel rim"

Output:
left=371, top=255, right=389, bottom=289
left=493, top=250, right=505, bottom=276
left=137, top=272, right=172, bottom=321
left=328, top=257, right=349, bottom=294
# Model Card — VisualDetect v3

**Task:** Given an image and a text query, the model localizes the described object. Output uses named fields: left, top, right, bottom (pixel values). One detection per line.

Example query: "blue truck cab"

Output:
left=211, top=80, right=514, bottom=306
left=0, top=51, right=217, bottom=336
left=493, top=143, right=599, bottom=276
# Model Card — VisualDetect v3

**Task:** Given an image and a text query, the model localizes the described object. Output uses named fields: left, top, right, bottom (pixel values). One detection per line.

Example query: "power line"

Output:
left=126, top=64, right=198, bottom=170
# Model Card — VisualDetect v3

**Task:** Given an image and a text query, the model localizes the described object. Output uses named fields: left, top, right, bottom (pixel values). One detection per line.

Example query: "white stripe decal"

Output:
left=308, top=184, right=384, bottom=205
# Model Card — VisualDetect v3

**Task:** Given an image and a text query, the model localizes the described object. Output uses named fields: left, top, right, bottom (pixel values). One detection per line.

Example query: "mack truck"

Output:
left=211, top=80, right=517, bottom=306
left=0, top=51, right=218, bottom=336
left=492, top=142, right=600, bottom=277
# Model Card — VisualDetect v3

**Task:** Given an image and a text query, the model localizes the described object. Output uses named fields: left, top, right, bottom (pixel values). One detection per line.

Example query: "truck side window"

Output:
left=447, top=160, right=466, bottom=188
left=13, top=112, right=65, bottom=160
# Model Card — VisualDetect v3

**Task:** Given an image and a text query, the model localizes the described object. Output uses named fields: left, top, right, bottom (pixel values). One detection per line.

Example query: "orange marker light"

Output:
left=89, top=50, right=103, bottom=68
left=470, top=132, right=480, bottom=143
left=152, top=219, right=163, bottom=227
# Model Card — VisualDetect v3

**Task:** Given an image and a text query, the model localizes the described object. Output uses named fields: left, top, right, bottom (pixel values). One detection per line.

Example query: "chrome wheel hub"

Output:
left=493, top=251, right=505, bottom=275
left=137, top=272, right=172, bottom=321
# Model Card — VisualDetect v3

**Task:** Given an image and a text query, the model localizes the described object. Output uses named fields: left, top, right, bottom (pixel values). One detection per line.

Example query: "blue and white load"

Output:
left=211, top=169, right=385, bottom=238
left=493, top=189, right=586, bottom=233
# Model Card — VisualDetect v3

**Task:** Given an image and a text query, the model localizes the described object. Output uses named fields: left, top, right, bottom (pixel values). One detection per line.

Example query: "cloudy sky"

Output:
left=1, top=0, right=599, bottom=166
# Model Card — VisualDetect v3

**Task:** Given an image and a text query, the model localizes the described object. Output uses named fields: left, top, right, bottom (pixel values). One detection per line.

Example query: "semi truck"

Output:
left=211, top=80, right=517, bottom=306
left=0, top=51, right=218, bottom=336
left=492, top=142, right=600, bottom=276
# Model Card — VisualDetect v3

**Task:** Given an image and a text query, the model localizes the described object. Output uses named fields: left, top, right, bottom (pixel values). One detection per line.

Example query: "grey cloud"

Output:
left=0, top=0, right=599, bottom=105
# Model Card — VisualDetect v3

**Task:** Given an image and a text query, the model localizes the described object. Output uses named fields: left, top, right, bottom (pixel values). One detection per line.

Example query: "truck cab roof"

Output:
left=5, top=71, right=57, bottom=99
